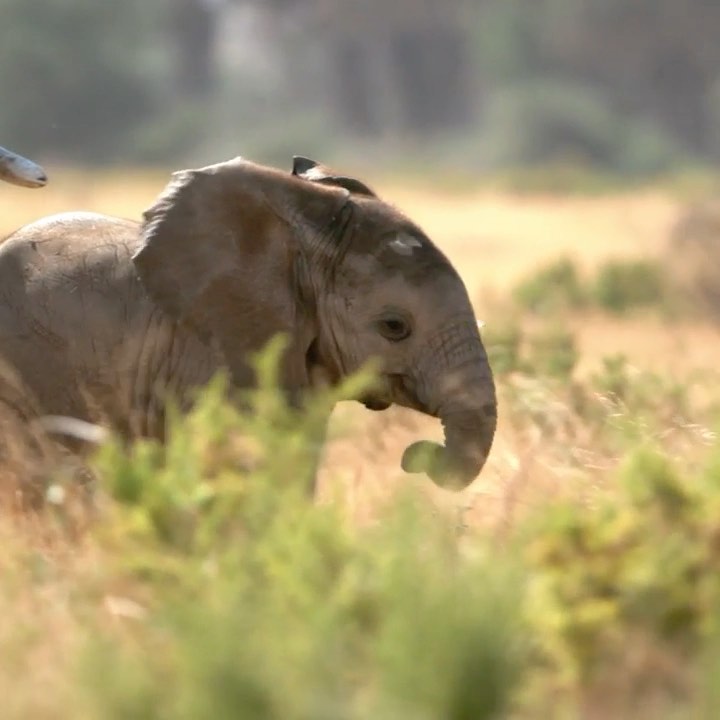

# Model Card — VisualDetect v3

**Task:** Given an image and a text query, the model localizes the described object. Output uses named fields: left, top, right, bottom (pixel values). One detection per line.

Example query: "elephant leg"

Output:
left=278, top=382, right=331, bottom=499
left=0, top=360, right=99, bottom=515
left=0, top=389, right=54, bottom=510
left=294, top=409, right=330, bottom=500
left=305, top=417, right=329, bottom=500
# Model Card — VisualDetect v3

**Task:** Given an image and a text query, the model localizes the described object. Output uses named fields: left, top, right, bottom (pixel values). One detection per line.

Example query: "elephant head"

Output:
left=0, top=146, right=47, bottom=188
left=132, top=155, right=497, bottom=490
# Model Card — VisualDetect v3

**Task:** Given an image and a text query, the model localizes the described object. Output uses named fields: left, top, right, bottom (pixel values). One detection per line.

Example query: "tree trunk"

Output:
left=170, top=0, right=220, bottom=99
left=649, top=49, right=708, bottom=154
left=389, top=22, right=474, bottom=134
left=330, top=38, right=382, bottom=136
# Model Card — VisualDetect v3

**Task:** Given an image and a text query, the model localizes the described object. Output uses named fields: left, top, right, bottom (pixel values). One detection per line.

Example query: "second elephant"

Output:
left=0, top=155, right=497, bottom=491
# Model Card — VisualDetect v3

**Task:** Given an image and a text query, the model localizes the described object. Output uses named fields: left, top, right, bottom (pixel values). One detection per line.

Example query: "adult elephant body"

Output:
left=0, top=156, right=497, bottom=491
left=0, top=212, right=218, bottom=441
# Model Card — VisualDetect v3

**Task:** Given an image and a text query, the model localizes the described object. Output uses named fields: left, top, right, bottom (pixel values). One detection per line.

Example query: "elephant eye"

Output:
left=377, top=316, right=411, bottom=342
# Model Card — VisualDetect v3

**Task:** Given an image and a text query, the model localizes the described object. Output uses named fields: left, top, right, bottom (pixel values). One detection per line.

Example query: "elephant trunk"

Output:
left=401, top=320, right=497, bottom=490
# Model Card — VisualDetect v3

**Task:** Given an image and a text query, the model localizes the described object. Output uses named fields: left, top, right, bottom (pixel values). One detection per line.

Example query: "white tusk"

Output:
left=36, top=415, right=109, bottom=444
left=0, top=145, right=48, bottom=188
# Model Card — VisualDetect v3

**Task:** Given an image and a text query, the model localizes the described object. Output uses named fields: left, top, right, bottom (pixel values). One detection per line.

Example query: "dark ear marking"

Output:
left=317, top=176, right=376, bottom=197
left=292, top=156, right=319, bottom=176
left=291, top=155, right=377, bottom=197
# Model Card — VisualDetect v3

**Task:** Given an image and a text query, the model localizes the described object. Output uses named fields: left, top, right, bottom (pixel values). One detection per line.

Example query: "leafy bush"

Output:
left=525, top=326, right=579, bottom=381
left=592, top=259, right=668, bottom=315
left=79, top=336, right=529, bottom=720
left=480, top=79, right=685, bottom=176
left=513, top=257, right=587, bottom=315
left=589, top=354, right=689, bottom=426
left=4, top=335, right=720, bottom=718
left=524, top=443, right=720, bottom=701
left=482, top=319, right=524, bottom=376
left=514, top=256, right=671, bottom=318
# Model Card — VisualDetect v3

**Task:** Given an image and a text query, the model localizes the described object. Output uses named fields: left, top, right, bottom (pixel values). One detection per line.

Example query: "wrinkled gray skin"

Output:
left=0, top=146, right=47, bottom=188
left=0, top=155, right=496, bottom=492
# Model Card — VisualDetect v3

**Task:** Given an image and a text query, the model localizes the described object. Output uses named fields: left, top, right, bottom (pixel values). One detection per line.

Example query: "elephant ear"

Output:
left=292, top=155, right=377, bottom=197
left=132, top=156, right=350, bottom=389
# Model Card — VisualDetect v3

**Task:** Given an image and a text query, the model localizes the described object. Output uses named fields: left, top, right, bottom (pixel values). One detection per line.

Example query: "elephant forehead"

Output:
left=340, top=257, right=462, bottom=301
left=378, top=240, right=458, bottom=284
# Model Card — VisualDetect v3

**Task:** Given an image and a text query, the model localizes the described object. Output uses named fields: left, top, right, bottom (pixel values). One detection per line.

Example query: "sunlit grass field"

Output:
left=2, top=166, right=720, bottom=718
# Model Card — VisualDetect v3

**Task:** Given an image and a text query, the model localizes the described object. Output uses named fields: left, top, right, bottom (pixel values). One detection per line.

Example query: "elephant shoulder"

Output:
left=1, top=211, right=140, bottom=256
left=0, top=211, right=141, bottom=279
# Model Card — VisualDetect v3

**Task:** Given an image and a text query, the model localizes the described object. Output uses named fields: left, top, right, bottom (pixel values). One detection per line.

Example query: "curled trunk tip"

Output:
left=401, top=402, right=497, bottom=490
left=400, top=440, right=489, bottom=491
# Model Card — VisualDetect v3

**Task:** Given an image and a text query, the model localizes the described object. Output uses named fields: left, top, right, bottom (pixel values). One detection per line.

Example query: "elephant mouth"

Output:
left=305, top=340, right=392, bottom=411
left=386, top=374, right=427, bottom=414
left=359, top=373, right=416, bottom=412
left=360, top=395, right=392, bottom=411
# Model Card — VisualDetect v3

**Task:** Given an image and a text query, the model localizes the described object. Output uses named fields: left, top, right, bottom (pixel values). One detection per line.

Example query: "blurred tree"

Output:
left=0, top=0, right=165, bottom=163
left=168, top=0, right=223, bottom=98
left=2, top=0, right=720, bottom=172
left=386, top=1, right=474, bottom=134
left=256, top=0, right=476, bottom=137
left=469, top=0, right=720, bottom=168
left=544, top=0, right=720, bottom=157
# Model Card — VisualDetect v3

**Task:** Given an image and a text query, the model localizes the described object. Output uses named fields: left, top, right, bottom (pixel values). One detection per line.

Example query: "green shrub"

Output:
left=524, top=443, right=720, bottom=694
left=85, top=403, right=720, bottom=718
left=80, top=335, right=529, bottom=720
left=591, top=259, right=668, bottom=314
left=483, top=319, right=578, bottom=381
left=589, top=354, right=689, bottom=424
left=513, top=257, right=587, bottom=315
left=483, top=319, right=524, bottom=376
left=525, top=326, right=579, bottom=381
left=480, top=79, right=685, bottom=177
left=512, top=256, right=676, bottom=319
left=5, top=335, right=720, bottom=719
left=553, top=353, right=694, bottom=456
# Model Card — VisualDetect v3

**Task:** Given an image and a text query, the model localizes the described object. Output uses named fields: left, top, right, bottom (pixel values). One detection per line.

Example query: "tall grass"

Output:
left=77, top=337, right=530, bottom=720
left=2, top=180, right=720, bottom=717
left=0, top=334, right=716, bottom=718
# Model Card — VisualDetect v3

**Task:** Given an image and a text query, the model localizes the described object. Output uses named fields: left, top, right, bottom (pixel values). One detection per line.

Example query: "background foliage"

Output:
left=3, top=0, right=720, bottom=176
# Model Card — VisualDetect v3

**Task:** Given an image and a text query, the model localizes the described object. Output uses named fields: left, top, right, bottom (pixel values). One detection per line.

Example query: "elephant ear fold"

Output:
left=292, top=155, right=377, bottom=197
left=133, top=166, right=237, bottom=331
left=131, top=157, right=351, bottom=386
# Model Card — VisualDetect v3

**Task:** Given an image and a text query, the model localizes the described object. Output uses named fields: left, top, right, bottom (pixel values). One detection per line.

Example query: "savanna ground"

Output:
left=2, top=167, right=720, bottom=719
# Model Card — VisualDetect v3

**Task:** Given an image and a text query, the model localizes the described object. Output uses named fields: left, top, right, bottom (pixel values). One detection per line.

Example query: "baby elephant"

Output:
left=0, top=155, right=497, bottom=492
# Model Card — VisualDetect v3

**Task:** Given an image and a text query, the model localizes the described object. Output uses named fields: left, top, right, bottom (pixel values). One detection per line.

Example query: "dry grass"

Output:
left=1, top=167, right=718, bottom=716
left=1, top=168, right=713, bottom=529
